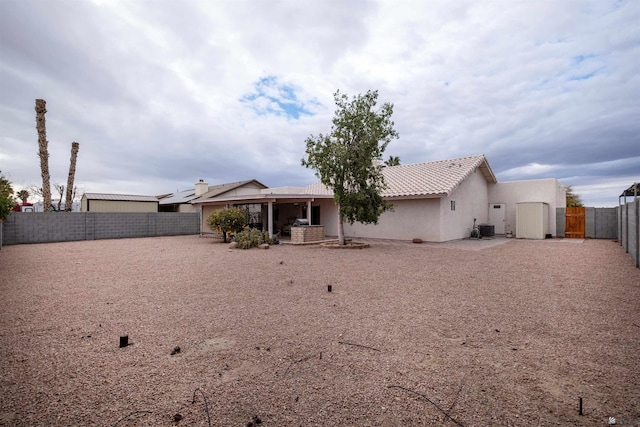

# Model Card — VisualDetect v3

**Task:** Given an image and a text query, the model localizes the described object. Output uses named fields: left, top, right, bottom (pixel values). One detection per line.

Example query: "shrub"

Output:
left=207, top=208, right=247, bottom=243
left=233, top=228, right=278, bottom=249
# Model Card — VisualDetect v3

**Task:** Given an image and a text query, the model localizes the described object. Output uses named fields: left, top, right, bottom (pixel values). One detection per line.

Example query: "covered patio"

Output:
left=191, top=192, right=329, bottom=241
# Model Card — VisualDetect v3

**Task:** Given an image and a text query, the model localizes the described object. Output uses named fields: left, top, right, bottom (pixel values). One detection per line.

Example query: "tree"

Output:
left=566, top=185, right=584, bottom=207
left=54, top=184, right=65, bottom=211
left=17, top=189, right=29, bottom=204
left=35, top=99, right=52, bottom=212
left=207, top=208, right=248, bottom=243
left=384, top=155, right=401, bottom=166
left=302, top=90, right=399, bottom=245
left=0, top=171, right=15, bottom=222
left=65, top=142, right=80, bottom=211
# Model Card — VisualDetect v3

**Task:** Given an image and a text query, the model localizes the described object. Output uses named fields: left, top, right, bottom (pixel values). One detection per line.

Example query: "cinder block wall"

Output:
left=585, top=207, right=618, bottom=239
left=620, top=200, right=639, bottom=268
left=556, top=207, right=618, bottom=239
left=0, top=212, right=199, bottom=246
left=555, top=208, right=566, bottom=237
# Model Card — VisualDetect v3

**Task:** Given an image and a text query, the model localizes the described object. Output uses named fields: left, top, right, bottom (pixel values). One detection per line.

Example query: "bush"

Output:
left=207, top=208, right=247, bottom=243
left=233, top=228, right=278, bottom=249
left=0, top=193, right=14, bottom=222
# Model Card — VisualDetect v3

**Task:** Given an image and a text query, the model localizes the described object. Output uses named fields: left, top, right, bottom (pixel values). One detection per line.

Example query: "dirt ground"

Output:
left=0, top=236, right=638, bottom=426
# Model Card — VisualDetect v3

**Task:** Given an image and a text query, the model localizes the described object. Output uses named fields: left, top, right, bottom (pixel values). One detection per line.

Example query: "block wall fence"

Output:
left=0, top=212, right=199, bottom=248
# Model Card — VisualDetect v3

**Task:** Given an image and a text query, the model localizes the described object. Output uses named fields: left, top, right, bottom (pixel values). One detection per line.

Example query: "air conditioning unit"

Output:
left=478, top=224, right=495, bottom=237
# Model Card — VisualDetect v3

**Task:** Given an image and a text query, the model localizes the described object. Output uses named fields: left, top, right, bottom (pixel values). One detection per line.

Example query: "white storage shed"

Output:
left=516, top=202, right=549, bottom=239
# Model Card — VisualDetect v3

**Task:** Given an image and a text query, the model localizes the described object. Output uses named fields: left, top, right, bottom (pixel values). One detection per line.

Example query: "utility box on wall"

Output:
left=516, top=202, right=549, bottom=239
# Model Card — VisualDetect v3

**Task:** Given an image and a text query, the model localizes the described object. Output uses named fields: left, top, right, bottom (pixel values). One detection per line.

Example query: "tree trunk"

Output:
left=338, top=214, right=346, bottom=245
left=56, top=185, right=64, bottom=211
left=35, top=99, right=51, bottom=212
left=65, top=142, right=80, bottom=211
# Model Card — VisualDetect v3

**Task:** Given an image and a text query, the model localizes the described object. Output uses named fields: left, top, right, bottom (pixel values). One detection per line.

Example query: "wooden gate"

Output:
left=565, top=207, right=585, bottom=238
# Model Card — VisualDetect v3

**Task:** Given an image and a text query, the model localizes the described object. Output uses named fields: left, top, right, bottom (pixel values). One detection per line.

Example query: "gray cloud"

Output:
left=1, top=0, right=638, bottom=207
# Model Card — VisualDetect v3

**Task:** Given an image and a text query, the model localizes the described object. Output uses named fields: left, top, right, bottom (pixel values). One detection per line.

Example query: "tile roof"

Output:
left=301, top=155, right=497, bottom=198
left=82, top=193, right=158, bottom=202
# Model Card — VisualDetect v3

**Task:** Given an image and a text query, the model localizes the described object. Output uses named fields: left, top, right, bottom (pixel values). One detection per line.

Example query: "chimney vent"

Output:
left=195, top=180, right=208, bottom=196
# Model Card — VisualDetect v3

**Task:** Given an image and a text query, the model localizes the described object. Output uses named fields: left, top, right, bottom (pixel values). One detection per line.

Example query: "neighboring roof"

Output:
left=301, top=154, right=497, bottom=198
left=158, top=189, right=196, bottom=205
left=199, top=179, right=267, bottom=200
left=620, top=182, right=640, bottom=197
left=82, top=193, right=158, bottom=202
left=161, top=179, right=270, bottom=205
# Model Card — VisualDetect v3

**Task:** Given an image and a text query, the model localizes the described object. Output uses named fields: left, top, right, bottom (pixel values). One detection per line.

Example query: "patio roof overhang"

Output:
left=190, top=193, right=334, bottom=205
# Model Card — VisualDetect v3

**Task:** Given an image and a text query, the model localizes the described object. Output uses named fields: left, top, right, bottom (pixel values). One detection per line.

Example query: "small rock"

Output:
left=229, top=241, right=238, bottom=249
left=259, top=243, right=270, bottom=249
left=173, top=413, right=183, bottom=422
left=171, top=346, right=181, bottom=355
left=252, top=415, right=262, bottom=424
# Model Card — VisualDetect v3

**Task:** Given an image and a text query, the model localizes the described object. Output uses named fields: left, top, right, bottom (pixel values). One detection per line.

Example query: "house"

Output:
left=190, top=155, right=566, bottom=242
left=158, top=179, right=267, bottom=213
left=80, top=193, right=158, bottom=212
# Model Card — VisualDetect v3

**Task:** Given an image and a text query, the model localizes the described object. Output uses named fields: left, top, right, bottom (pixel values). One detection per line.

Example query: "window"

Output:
left=451, top=200, right=456, bottom=211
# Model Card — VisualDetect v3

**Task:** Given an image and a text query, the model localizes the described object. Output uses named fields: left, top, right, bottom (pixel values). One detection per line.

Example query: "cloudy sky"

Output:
left=1, top=0, right=638, bottom=207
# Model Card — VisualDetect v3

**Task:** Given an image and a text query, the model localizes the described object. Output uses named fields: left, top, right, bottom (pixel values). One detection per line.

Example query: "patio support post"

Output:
left=199, top=205, right=204, bottom=236
left=307, top=201, right=312, bottom=224
left=268, top=200, right=274, bottom=238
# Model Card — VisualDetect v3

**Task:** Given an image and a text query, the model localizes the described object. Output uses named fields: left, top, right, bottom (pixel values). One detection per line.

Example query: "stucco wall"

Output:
left=178, top=204, right=198, bottom=213
left=341, top=168, right=490, bottom=242
left=314, top=199, right=340, bottom=237
left=488, top=178, right=565, bottom=237
left=200, top=203, right=228, bottom=233
left=441, top=168, right=490, bottom=241
left=343, top=198, right=441, bottom=241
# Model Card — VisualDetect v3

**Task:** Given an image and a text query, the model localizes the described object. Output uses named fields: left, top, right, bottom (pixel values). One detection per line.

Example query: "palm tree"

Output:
left=384, top=155, right=401, bottom=166
left=65, top=142, right=80, bottom=211
left=35, top=99, right=52, bottom=212
left=17, top=189, right=29, bottom=204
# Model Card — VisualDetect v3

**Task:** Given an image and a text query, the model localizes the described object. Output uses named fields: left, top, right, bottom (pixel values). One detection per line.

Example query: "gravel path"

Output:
left=0, top=236, right=638, bottom=426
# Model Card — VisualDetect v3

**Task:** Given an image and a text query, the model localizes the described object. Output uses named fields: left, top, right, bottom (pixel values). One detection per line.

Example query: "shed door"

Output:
left=489, top=204, right=506, bottom=234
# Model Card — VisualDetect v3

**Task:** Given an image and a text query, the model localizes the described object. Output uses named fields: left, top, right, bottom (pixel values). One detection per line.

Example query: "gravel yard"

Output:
left=0, top=236, right=638, bottom=426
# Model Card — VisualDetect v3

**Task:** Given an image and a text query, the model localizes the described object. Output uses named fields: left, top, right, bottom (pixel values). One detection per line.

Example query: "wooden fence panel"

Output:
left=565, top=207, right=586, bottom=238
